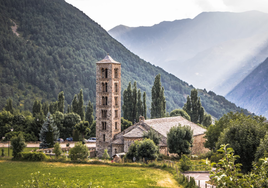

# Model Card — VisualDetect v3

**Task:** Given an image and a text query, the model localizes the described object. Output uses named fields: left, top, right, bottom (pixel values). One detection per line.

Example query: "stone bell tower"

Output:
left=96, top=55, right=121, bottom=157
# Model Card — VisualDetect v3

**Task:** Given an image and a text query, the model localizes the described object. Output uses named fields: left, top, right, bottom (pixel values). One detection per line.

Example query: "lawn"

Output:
left=0, top=161, right=179, bottom=187
left=0, top=147, right=38, bottom=157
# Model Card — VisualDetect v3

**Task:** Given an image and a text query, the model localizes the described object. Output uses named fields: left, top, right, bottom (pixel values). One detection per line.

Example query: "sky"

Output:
left=65, top=0, right=268, bottom=30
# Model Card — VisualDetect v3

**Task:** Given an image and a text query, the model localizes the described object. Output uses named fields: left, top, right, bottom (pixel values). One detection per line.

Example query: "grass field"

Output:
left=0, top=147, right=38, bottom=157
left=0, top=160, right=179, bottom=187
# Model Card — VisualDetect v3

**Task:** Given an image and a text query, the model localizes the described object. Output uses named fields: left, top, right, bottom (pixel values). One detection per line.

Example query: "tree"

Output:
left=183, top=89, right=205, bottom=124
left=62, top=113, right=81, bottom=139
left=126, top=139, right=158, bottom=161
left=74, top=121, right=90, bottom=140
left=137, top=89, right=143, bottom=121
left=255, top=133, right=268, bottom=161
left=202, top=113, right=212, bottom=127
left=77, top=89, right=85, bottom=120
left=216, top=116, right=267, bottom=172
left=11, top=133, right=26, bottom=158
left=167, top=124, right=193, bottom=157
left=143, top=92, right=147, bottom=119
left=49, top=101, right=58, bottom=114
left=170, top=109, right=190, bottom=121
left=137, top=138, right=158, bottom=160
left=102, top=149, right=110, bottom=160
left=72, top=95, right=78, bottom=114
left=143, top=128, right=161, bottom=145
left=123, top=82, right=133, bottom=122
left=53, top=111, right=65, bottom=138
left=39, top=112, right=60, bottom=149
left=204, top=112, right=245, bottom=150
left=53, top=142, right=62, bottom=159
left=85, top=100, right=94, bottom=126
left=0, top=110, right=14, bottom=139
left=4, top=98, right=14, bottom=114
left=151, top=74, right=166, bottom=119
left=121, top=117, right=132, bottom=131
left=42, top=102, right=49, bottom=117
left=132, top=82, right=138, bottom=123
left=32, top=100, right=43, bottom=117
left=69, top=142, right=88, bottom=161
left=58, top=91, right=64, bottom=113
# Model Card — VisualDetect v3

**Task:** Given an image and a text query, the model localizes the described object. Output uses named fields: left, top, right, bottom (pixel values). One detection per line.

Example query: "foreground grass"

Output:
left=0, top=160, right=179, bottom=188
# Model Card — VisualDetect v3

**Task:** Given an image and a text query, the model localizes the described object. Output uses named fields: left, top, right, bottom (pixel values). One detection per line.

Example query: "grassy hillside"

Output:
left=226, top=57, right=268, bottom=117
left=0, top=0, right=249, bottom=119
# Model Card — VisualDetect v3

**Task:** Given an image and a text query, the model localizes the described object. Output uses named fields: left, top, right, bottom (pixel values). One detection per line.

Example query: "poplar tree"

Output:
left=58, top=91, right=65, bottom=113
left=32, top=100, right=43, bottom=117
left=137, top=89, right=143, bottom=120
left=72, top=94, right=78, bottom=114
left=123, top=82, right=132, bottom=122
left=132, top=82, right=138, bottom=123
left=77, top=89, right=85, bottom=120
left=85, top=100, right=94, bottom=126
left=151, top=74, right=166, bottom=119
left=42, top=102, right=49, bottom=116
left=143, top=92, right=147, bottom=119
left=183, top=89, right=208, bottom=124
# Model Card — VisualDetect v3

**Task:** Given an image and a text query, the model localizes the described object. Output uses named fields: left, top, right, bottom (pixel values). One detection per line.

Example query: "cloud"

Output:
left=223, top=0, right=268, bottom=13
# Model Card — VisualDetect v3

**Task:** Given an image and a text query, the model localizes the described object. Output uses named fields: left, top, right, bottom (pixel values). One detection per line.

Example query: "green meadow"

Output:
left=0, top=161, right=179, bottom=188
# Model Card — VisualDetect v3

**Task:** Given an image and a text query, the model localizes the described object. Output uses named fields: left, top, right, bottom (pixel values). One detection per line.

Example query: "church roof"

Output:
left=123, top=126, right=147, bottom=138
left=144, top=116, right=206, bottom=137
left=97, top=55, right=120, bottom=64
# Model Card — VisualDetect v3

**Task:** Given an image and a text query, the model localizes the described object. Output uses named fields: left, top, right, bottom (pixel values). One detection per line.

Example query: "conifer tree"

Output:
left=67, top=105, right=71, bottom=113
left=42, top=102, right=49, bottom=117
left=77, top=89, right=85, bottom=120
left=132, top=82, right=138, bottom=123
left=72, top=94, right=78, bottom=114
left=85, top=100, right=94, bottom=126
left=137, top=89, right=143, bottom=120
left=58, top=91, right=65, bottom=113
left=39, top=112, right=59, bottom=149
left=32, top=100, right=43, bottom=117
left=151, top=74, right=166, bottom=119
left=123, top=82, right=132, bottom=122
left=143, top=92, right=147, bottom=119
left=183, top=89, right=208, bottom=124
left=49, top=101, right=58, bottom=115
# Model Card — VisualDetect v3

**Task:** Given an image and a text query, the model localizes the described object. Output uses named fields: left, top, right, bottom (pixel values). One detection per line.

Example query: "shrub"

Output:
left=69, top=142, right=88, bottom=161
left=11, top=133, right=26, bottom=158
left=179, top=155, right=192, bottom=172
left=53, top=142, right=62, bottom=159
left=17, top=152, right=48, bottom=161
left=102, top=149, right=110, bottom=160
left=210, top=153, right=224, bottom=163
left=1, top=149, right=4, bottom=157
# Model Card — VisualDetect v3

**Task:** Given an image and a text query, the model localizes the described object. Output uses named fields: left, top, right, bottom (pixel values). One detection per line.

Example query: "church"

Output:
left=95, top=55, right=209, bottom=157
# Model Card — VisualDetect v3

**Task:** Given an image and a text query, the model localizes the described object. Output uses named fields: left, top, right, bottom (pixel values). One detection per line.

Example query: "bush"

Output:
left=17, top=152, right=48, bottom=161
left=1, top=149, right=4, bottom=157
left=69, top=142, right=88, bottom=161
left=53, top=142, right=62, bottom=159
left=210, top=153, right=224, bottom=163
left=11, top=133, right=26, bottom=158
left=179, top=155, right=192, bottom=172
left=102, top=149, right=110, bottom=160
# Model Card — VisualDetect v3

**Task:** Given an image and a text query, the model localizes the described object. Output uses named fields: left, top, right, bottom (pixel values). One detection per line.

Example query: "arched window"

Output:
left=102, top=122, right=106, bottom=130
left=102, top=96, right=108, bottom=105
left=102, top=110, right=107, bottom=118
left=114, top=83, right=118, bottom=93
left=115, top=97, right=118, bottom=106
left=103, top=134, right=105, bottom=142
left=114, top=68, right=118, bottom=78
left=115, top=122, right=118, bottom=129
left=115, top=110, right=118, bottom=118
left=105, top=83, right=108, bottom=92
left=105, top=69, right=108, bottom=78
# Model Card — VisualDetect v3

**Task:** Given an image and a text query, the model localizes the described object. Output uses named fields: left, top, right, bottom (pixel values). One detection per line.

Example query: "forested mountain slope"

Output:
left=0, top=0, right=249, bottom=119
left=226, top=57, right=268, bottom=117
left=109, top=11, right=268, bottom=96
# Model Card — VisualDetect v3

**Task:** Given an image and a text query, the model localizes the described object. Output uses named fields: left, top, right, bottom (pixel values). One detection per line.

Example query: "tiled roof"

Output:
left=144, top=116, right=206, bottom=137
left=111, top=138, right=124, bottom=145
left=123, top=126, right=147, bottom=138
left=97, top=55, right=120, bottom=64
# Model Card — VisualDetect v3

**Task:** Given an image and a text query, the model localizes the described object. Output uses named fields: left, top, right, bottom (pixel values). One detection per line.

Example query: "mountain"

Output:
left=0, top=0, right=250, bottom=119
left=226, top=57, right=268, bottom=117
left=109, top=11, right=268, bottom=96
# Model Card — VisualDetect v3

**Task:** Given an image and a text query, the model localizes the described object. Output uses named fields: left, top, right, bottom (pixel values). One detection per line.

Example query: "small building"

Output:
left=111, top=116, right=209, bottom=156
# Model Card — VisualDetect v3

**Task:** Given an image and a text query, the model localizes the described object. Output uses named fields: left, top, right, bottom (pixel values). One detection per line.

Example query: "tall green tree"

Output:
left=132, top=82, right=138, bottom=123
left=77, top=89, right=85, bottom=120
left=123, top=82, right=133, bottom=122
left=58, top=91, right=65, bottom=113
left=42, top=102, right=49, bottom=117
left=11, top=133, right=26, bottom=158
left=85, top=100, right=94, bottom=126
left=183, top=89, right=208, bottom=124
left=4, top=98, right=14, bottom=114
left=62, top=113, right=81, bottom=139
left=32, top=100, right=43, bottom=117
left=170, top=109, right=190, bottom=121
left=72, top=95, right=78, bottom=115
left=151, top=74, right=166, bottom=119
left=167, top=124, right=193, bottom=157
left=74, top=121, right=90, bottom=140
left=143, top=92, right=147, bottom=119
left=137, top=89, right=143, bottom=121
left=216, top=116, right=267, bottom=172
left=49, top=101, right=58, bottom=115
left=39, top=112, right=59, bottom=149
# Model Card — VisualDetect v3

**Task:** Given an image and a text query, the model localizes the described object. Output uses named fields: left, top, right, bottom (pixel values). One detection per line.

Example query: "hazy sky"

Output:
left=65, top=0, right=268, bottom=30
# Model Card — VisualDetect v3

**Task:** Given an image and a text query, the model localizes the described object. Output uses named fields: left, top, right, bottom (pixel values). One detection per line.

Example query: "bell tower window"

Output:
left=114, top=68, right=118, bottom=78
left=115, top=83, right=118, bottom=93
